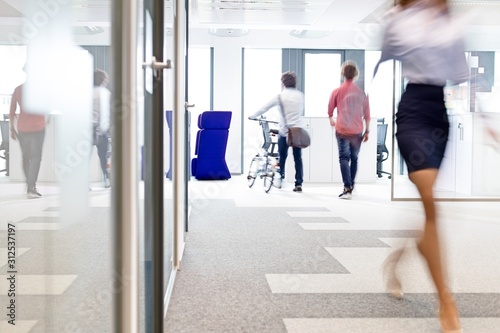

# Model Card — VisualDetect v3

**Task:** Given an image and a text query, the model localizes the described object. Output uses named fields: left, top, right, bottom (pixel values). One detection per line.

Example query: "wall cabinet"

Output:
left=471, top=112, right=500, bottom=196
left=436, top=113, right=500, bottom=197
left=436, top=114, right=473, bottom=194
left=284, top=117, right=377, bottom=183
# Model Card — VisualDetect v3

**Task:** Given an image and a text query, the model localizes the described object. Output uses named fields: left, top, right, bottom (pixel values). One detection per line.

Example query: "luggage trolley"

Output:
left=247, top=116, right=281, bottom=193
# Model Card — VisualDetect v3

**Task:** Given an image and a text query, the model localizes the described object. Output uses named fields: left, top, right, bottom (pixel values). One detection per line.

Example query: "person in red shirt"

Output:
left=327, top=61, right=371, bottom=199
left=9, top=82, right=47, bottom=199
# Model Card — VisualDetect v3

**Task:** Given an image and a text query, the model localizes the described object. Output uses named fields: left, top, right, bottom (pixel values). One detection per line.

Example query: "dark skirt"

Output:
left=396, top=84, right=449, bottom=173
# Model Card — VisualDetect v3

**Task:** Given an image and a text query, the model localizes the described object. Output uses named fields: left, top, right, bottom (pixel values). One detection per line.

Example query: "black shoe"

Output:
left=293, top=185, right=302, bottom=192
left=338, top=187, right=352, bottom=199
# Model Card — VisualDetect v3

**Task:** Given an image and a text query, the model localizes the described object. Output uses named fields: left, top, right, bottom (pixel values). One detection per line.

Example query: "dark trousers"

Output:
left=336, top=133, right=362, bottom=189
left=95, top=132, right=110, bottom=178
left=278, top=135, right=303, bottom=186
left=18, top=129, right=45, bottom=190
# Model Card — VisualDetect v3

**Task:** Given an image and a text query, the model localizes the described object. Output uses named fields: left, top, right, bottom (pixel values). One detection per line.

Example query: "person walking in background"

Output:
left=374, top=0, right=469, bottom=332
left=327, top=60, right=371, bottom=199
left=9, top=79, right=47, bottom=199
left=248, top=71, right=305, bottom=192
left=93, top=69, right=111, bottom=188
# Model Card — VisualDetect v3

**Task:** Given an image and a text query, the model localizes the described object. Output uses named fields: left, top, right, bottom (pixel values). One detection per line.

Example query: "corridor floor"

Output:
left=165, top=177, right=500, bottom=333
left=0, top=175, right=499, bottom=332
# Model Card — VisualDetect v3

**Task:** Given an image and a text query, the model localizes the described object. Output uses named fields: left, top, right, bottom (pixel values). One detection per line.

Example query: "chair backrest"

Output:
left=191, top=111, right=232, bottom=180
left=377, top=123, right=388, bottom=146
left=195, top=111, right=232, bottom=157
left=0, top=120, right=9, bottom=149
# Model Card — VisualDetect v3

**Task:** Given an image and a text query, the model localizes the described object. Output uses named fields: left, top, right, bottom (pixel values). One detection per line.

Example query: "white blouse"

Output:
left=250, top=88, right=305, bottom=137
left=92, top=85, right=111, bottom=133
left=375, top=0, right=469, bottom=86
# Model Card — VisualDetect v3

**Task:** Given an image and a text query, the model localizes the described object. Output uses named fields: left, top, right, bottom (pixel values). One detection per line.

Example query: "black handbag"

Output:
left=278, top=95, right=310, bottom=148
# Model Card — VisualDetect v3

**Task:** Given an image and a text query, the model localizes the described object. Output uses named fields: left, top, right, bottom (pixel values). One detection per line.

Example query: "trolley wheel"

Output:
left=264, top=160, right=274, bottom=193
left=263, top=168, right=274, bottom=193
left=247, top=157, right=258, bottom=188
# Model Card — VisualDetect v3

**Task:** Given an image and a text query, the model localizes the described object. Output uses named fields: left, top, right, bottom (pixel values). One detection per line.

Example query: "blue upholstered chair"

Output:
left=191, top=111, right=232, bottom=180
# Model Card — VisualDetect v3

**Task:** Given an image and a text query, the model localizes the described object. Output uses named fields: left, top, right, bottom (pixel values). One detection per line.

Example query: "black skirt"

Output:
left=396, top=84, right=449, bottom=173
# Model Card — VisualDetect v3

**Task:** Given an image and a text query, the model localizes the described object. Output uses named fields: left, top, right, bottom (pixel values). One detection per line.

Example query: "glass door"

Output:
left=139, top=0, right=183, bottom=331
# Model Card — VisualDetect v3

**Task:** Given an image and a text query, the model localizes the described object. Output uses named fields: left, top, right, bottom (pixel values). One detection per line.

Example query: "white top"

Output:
left=374, top=0, right=469, bottom=86
left=92, top=85, right=111, bottom=133
left=250, top=87, right=305, bottom=137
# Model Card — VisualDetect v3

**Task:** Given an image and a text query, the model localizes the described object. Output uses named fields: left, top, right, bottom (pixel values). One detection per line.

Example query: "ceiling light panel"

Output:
left=195, top=0, right=333, bottom=26
left=72, top=0, right=111, bottom=24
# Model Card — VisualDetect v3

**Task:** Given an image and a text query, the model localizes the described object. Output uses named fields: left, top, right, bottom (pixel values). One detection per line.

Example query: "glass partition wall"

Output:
left=366, top=49, right=500, bottom=201
left=0, top=2, right=115, bottom=332
left=0, top=1, right=187, bottom=332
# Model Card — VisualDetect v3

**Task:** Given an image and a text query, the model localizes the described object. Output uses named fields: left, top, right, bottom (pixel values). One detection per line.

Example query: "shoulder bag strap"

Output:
left=278, top=94, right=288, bottom=128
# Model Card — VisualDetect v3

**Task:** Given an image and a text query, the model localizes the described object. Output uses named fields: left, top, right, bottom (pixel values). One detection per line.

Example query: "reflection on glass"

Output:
left=0, top=2, right=114, bottom=332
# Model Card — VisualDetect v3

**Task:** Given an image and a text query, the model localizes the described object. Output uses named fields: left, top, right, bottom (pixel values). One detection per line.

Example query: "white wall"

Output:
left=212, top=38, right=243, bottom=173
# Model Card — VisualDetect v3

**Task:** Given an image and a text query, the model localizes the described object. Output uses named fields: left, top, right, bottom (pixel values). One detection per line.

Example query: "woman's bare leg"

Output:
left=382, top=246, right=405, bottom=299
left=409, top=168, right=461, bottom=332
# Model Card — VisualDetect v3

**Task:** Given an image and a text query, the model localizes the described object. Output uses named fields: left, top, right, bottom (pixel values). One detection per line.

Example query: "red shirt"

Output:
left=327, top=80, right=370, bottom=135
left=9, top=84, right=46, bottom=133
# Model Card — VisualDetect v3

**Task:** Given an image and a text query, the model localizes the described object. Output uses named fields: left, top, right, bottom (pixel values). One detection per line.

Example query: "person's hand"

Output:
left=363, top=131, right=369, bottom=142
left=329, top=117, right=335, bottom=127
left=10, top=127, right=17, bottom=140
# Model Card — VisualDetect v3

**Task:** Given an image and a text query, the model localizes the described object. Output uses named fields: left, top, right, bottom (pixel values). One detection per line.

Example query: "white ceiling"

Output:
left=0, top=0, right=499, bottom=49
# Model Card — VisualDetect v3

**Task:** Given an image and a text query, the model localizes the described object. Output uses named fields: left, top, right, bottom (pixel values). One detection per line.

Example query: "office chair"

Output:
left=0, top=117, right=10, bottom=176
left=377, top=119, right=391, bottom=179
left=191, top=111, right=232, bottom=180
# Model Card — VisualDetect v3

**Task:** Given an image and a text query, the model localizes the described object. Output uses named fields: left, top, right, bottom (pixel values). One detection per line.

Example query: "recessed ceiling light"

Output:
left=289, top=30, right=332, bottom=38
left=208, top=28, right=249, bottom=37
left=73, top=26, right=105, bottom=35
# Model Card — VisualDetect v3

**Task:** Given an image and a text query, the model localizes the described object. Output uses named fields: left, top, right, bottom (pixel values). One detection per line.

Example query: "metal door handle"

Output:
left=142, top=56, right=172, bottom=77
left=458, top=122, right=464, bottom=141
